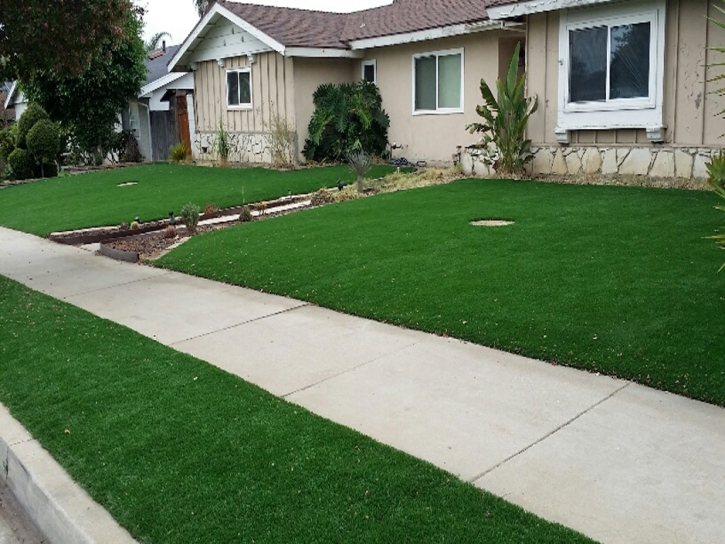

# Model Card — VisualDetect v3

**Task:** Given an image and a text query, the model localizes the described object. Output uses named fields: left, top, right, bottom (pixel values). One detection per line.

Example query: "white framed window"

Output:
left=362, top=59, right=377, bottom=84
left=412, top=48, right=464, bottom=115
left=226, top=68, right=252, bottom=109
left=556, top=0, right=666, bottom=142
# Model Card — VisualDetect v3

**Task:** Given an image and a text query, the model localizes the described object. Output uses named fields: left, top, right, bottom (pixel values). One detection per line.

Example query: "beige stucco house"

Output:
left=170, top=0, right=725, bottom=179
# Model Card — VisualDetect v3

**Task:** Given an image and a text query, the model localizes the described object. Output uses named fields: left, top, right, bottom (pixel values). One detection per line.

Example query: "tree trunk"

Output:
left=357, top=174, right=363, bottom=193
left=40, top=163, right=44, bottom=178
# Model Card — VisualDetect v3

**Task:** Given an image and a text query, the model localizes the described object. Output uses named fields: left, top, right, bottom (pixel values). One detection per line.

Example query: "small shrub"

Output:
left=268, top=112, right=296, bottom=168
left=347, top=151, right=372, bottom=193
left=180, top=203, right=200, bottom=234
left=118, top=131, right=143, bottom=163
left=130, top=221, right=140, bottom=230
left=204, top=203, right=220, bottom=215
left=26, top=119, right=60, bottom=178
left=7, top=148, right=36, bottom=180
left=169, top=142, right=190, bottom=163
left=211, top=122, right=236, bottom=166
left=310, top=189, right=336, bottom=206
left=16, top=103, right=49, bottom=148
left=336, top=187, right=365, bottom=203
left=238, top=205, right=253, bottom=223
left=163, top=225, right=177, bottom=239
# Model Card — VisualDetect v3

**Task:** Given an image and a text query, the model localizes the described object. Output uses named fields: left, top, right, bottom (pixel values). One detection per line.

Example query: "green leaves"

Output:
left=304, top=81, right=390, bottom=162
left=466, top=42, right=538, bottom=176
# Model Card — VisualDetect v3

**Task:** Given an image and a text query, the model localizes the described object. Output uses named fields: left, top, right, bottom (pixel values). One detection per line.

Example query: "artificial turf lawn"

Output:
left=0, top=163, right=395, bottom=236
left=0, top=276, right=593, bottom=543
left=158, top=178, right=725, bottom=407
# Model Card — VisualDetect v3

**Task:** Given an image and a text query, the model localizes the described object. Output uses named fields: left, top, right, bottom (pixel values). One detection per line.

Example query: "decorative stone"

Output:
left=582, top=148, right=602, bottom=174
left=693, top=153, right=711, bottom=179
left=674, top=149, right=694, bottom=179
left=473, top=159, right=492, bottom=178
left=552, top=149, right=568, bottom=175
left=460, top=152, right=474, bottom=176
left=616, top=148, right=630, bottom=166
left=531, top=149, right=553, bottom=175
left=601, top=149, right=618, bottom=175
left=619, top=148, right=651, bottom=175
left=565, top=151, right=582, bottom=175
left=649, top=151, right=675, bottom=178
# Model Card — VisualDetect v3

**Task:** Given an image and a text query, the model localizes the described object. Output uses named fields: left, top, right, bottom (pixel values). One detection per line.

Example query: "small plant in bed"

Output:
left=180, top=202, right=200, bottom=235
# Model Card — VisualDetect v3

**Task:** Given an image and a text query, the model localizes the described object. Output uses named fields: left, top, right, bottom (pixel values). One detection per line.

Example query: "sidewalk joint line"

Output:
left=281, top=340, right=421, bottom=399
left=468, top=382, right=631, bottom=484
left=62, top=271, right=173, bottom=299
left=169, top=303, right=310, bottom=346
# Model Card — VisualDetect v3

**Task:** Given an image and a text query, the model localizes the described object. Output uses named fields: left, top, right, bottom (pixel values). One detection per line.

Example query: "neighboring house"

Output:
left=487, top=0, right=725, bottom=179
left=169, top=0, right=524, bottom=165
left=126, top=43, right=195, bottom=161
left=170, top=0, right=724, bottom=179
left=3, top=82, right=27, bottom=122
left=1, top=82, right=16, bottom=127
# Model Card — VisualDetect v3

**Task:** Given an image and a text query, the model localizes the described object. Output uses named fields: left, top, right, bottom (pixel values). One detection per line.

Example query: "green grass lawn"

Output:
left=0, top=276, right=592, bottom=543
left=0, top=163, right=395, bottom=236
left=157, top=178, right=725, bottom=406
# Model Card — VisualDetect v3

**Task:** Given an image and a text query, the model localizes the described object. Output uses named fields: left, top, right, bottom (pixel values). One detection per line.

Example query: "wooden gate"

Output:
left=177, top=94, right=192, bottom=153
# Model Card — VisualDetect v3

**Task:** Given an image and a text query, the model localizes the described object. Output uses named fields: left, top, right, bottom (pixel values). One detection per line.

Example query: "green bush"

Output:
left=16, top=103, right=50, bottom=149
left=7, top=148, right=37, bottom=180
left=180, top=202, right=200, bottom=234
left=466, top=42, right=538, bottom=176
left=169, top=142, right=190, bottom=163
left=303, top=81, right=389, bottom=162
left=0, top=125, right=17, bottom=161
left=26, top=119, right=60, bottom=177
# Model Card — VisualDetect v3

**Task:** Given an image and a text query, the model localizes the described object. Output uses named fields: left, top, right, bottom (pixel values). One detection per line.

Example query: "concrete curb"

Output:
left=0, top=404, right=137, bottom=544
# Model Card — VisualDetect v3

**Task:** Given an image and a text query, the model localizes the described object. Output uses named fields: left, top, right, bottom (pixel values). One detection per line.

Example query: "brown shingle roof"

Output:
left=219, top=2, right=350, bottom=48
left=342, top=0, right=492, bottom=42
left=218, top=0, right=508, bottom=50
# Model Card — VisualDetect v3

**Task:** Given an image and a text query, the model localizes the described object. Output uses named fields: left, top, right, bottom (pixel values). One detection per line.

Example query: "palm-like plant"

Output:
left=347, top=151, right=372, bottom=193
left=193, top=0, right=210, bottom=17
left=145, top=32, right=171, bottom=52
left=466, top=42, right=538, bottom=176
left=304, top=81, right=389, bottom=162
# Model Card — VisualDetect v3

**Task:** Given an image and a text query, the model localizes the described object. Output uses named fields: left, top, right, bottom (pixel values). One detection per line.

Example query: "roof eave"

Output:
left=487, top=0, right=616, bottom=20
left=348, top=20, right=517, bottom=50
left=168, top=3, right=286, bottom=72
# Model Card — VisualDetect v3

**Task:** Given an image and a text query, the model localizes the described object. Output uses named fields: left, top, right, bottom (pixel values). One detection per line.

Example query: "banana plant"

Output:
left=466, top=42, right=538, bottom=176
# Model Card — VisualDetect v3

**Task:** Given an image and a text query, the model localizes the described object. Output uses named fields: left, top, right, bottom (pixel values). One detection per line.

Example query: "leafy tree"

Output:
left=304, top=81, right=390, bottom=162
left=194, top=0, right=211, bottom=17
left=16, top=103, right=49, bottom=148
left=466, top=42, right=538, bottom=176
left=0, top=0, right=139, bottom=81
left=22, top=10, right=147, bottom=155
left=26, top=120, right=60, bottom=178
left=7, top=148, right=35, bottom=180
left=146, top=32, right=171, bottom=52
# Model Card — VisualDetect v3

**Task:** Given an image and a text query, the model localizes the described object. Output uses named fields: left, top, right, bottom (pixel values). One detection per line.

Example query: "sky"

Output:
left=141, top=0, right=394, bottom=45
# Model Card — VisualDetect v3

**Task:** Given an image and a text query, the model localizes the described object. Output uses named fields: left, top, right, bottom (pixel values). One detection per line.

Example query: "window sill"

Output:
left=412, top=109, right=464, bottom=116
left=227, top=105, right=253, bottom=111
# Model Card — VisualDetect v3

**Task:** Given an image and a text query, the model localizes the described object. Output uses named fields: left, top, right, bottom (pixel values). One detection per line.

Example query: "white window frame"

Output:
left=411, top=48, right=464, bottom=116
left=226, top=68, right=252, bottom=110
left=362, top=59, right=377, bottom=84
left=556, top=0, right=666, bottom=143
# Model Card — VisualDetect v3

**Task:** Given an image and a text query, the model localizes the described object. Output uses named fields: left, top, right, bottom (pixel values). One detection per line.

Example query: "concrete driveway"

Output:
left=1, top=226, right=723, bottom=544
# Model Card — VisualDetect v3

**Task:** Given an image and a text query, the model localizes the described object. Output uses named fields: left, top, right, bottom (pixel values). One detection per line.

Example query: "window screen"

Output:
left=415, top=56, right=437, bottom=111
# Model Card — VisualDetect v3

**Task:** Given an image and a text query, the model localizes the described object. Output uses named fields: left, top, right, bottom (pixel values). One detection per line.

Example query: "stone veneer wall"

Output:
left=529, top=146, right=721, bottom=180
left=193, top=131, right=274, bottom=164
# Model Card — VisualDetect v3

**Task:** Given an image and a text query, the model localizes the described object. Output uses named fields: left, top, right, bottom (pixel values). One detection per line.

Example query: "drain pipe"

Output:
left=138, top=102, right=153, bottom=161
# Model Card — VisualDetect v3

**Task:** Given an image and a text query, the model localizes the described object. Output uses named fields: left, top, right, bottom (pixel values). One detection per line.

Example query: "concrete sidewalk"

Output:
left=1, top=226, right=723, bottom=544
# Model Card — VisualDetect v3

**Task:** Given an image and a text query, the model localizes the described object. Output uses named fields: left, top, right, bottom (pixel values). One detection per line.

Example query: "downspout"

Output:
left=138, top=102, right=153, bottom=162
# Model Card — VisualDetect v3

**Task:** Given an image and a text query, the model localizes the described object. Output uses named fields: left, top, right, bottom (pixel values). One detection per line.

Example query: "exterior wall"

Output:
left=524, top=0, right=725, bottom=178
left=357, top=31, right=523, bottom=164
left=128, top=101, right=152, bottom=161
left=292, top=57, right=356, bottom=155
left=192, top=51, right=295, bottom=163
